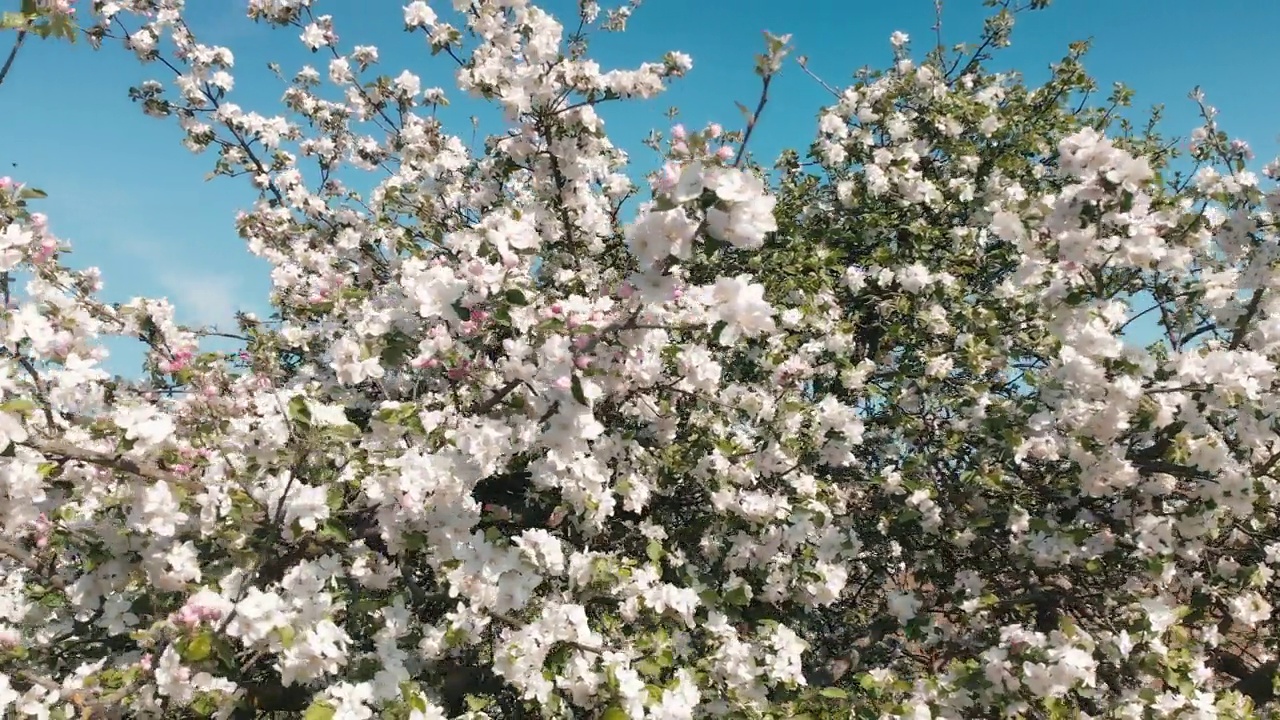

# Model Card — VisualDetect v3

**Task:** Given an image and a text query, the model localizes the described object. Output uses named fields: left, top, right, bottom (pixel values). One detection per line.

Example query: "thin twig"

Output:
left=0, top=537, right=65, bottom=589
left=1229, top=288, right=1265, bottom=350
left=468, top=379, right=522, bottom=415
left=795, top=56, right=839, bottom=98
left=932, top=0, right=945, bottom=55
left=0, top=27, right=29, bottom=90
left=732, top=74, right=772, bottom=169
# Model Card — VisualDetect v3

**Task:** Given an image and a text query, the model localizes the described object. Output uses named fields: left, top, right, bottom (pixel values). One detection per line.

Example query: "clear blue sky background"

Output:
left=2, top=0, right=1278, bottom=374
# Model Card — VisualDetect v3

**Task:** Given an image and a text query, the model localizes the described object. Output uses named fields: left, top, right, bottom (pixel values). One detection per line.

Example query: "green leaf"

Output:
left=0, top=398, right=36, bottom=414
left=570, top=374, right=588, bottom=406
left=212, top=636, right=238, bottom=672
left=379, top=333, right=415, bottom=366
left=724, top=585, right=750, bottom=606
left=600, top=707, right=629, bottom=720
left=184, top=632, right=213, bottom=662
left=286, top=395, right=311, bottom=426
left=818, top=687, right=849, bottom=699
left=505, top=288, right=528, bottom=306
left=18, top=187, right=47, bottom=200
left=302, top=701, right=336, bottom=720
left=190, top=693, right=220, bottom=717
left=646, top=539, right=664, bottom=564
left=46, top=12, right=75, bottom=43
left=318, top=519, right=350, bottom=544
left=710, top=320, right=729, bottom=344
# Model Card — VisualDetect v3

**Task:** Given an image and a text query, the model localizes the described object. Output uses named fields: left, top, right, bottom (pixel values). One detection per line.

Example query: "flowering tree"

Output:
left=2, top=0, right=1280, bottom=717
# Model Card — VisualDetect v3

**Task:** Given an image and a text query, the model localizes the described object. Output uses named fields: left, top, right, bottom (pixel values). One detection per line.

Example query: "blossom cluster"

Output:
left=0, top=0, right=1277, bottom=718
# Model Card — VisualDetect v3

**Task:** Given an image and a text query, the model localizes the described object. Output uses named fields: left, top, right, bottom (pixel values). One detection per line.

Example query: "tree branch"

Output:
left=0, top=27, right=29, bottom=90
left=23, top=437, right=198, bottom=490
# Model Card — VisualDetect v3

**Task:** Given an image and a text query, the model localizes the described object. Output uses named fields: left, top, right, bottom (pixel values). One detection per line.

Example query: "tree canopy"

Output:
left=1, top=0, right=1279, bottom=718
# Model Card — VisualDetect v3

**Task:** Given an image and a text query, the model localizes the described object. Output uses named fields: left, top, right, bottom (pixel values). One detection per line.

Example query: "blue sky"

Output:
left=2, top=0, right=1278, bottom=373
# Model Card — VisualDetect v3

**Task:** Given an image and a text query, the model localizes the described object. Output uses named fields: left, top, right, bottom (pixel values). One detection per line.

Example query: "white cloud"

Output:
left=156, top=273, right=244, bottom=330
left=102, top=233, right=252, bottom=330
